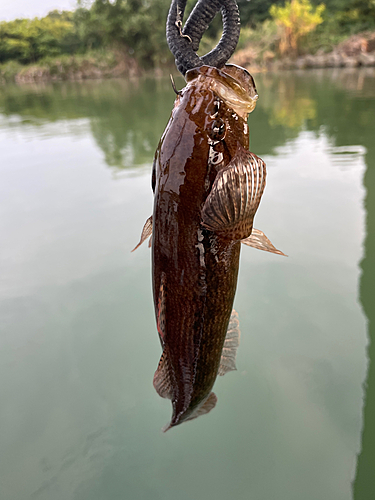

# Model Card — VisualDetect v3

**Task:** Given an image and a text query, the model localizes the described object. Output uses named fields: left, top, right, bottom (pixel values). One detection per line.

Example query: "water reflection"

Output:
left=258, top=71, right=375, bottom=500
left=353, top=99, right=375, bottom=499
left=250, top=68, right=375, bottom=157
left=0, top=68, right=374, bottom=169
left=0, top=78, right=177, bottom=169
left=0, top=68, right=374, bottom=500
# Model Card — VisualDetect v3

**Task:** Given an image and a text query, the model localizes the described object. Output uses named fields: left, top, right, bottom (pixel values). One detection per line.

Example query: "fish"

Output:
left=133, top=63, right=285, bottom=431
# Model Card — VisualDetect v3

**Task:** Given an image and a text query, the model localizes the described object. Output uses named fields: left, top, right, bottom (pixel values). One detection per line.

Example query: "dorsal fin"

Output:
left=218, top=309, right=240, bottom=376
left=153, top=351, right=173, bottom=400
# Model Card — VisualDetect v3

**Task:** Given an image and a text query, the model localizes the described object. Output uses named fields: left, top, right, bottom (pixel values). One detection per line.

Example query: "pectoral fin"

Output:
left=131, top=215, right=152, bottom=252
left=242, top=228, right=287, bottom=256
left=219, top=309, right=241, bottom=376
left=201, top=146, right=266, bottom=240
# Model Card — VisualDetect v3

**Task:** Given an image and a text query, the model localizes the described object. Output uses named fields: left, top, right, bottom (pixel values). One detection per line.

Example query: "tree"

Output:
left=270, top=0, right=325, bottom=56
left=82, top=0, right=172, bottom=67
left=238, top=0, right=286, bottom=26
left=0, top=15, right=77, bottom=64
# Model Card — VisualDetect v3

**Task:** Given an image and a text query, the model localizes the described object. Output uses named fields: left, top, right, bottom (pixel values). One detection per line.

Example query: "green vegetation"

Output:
left=270, top=0, right=325, bottom=56
left=234, top=0, right=375, bottom=68
left=0, top=11, right=79, bottom=64
left=0, top=49, right=119, bottom=83
left=0, top=0, right=374, bottom=82
left=0, top=0, right=173, bottom=82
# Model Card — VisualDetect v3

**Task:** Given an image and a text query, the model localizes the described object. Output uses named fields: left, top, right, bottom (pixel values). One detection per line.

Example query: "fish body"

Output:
left=133, top=64, right=285, bottom=429
left=153, top=65, right=261, bottom=428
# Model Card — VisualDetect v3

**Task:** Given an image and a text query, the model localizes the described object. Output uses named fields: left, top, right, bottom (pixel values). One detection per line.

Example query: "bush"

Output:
left=270, top=0, right=325, bottom=56
left=0, top=59, right=23, bottom=82
left=0, top=13, right=79, bottom=64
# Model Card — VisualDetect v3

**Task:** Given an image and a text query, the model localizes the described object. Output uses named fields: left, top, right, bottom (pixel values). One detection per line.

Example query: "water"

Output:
left=0, top=68, right=374, bottom=500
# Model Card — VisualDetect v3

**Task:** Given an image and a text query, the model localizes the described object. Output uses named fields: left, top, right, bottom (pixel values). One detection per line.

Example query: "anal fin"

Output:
left=131, top=215, right=152, bottom=252
left=242, top=228, right=286, bottom=256
left=153, top=273, right=169, bottom=397
left=153, top=351, right=173, bottom=400
left=218, top=309, right=240, bottom=376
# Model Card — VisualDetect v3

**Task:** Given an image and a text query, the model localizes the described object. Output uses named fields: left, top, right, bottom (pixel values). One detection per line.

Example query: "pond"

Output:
left=0, top=67, right=374, bottom=500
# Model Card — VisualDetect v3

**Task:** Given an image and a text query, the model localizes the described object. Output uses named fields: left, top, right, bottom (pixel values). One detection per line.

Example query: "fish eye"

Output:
left=210, top=119, right=226, bottom=141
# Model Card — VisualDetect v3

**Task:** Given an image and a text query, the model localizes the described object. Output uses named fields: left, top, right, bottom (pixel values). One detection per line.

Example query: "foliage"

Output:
left=237, top=0, right=287, bottom=27
left=0, top=60, right=23, bottom=82
left=300, top=15, right=349, bottom=53
left=0, top=49, right=117, bottom=83
left=270, top=0, right=326, bottom=56
left=0, top=12, right=80, bottom=64
left=0, top=1, right=174, bottom=68
left=237, top=20, right=279, bottom=50
left=0, top=0, right=374, bottom=80
left=336, top=0, right=375, bottom=32
left=76, top=0, right=172, bottom=67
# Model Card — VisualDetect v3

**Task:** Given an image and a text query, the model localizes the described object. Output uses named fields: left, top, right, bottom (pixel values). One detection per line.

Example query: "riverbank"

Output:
left=232, top=31, right=375, bottom=73
left=0, top=49, right=143, bottom=84
left=2, top=31, right=375, bottom=84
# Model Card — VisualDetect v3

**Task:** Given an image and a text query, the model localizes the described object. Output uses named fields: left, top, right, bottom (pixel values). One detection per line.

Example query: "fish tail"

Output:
left=162, top=422, right=173, bottom=433
left=162, top=392, right=218, bottom=431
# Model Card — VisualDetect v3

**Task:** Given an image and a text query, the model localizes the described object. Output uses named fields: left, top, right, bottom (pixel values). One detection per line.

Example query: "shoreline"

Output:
left=2, top=32, right=375, bottom=85
left=232, top=32, right=375, bottom=74
left=2, top=56, right=375, bottom=86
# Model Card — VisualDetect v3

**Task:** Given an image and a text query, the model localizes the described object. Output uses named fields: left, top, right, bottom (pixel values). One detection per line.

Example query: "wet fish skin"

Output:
left=149, top=64, right=264, bottom=429
left=133, top=65, right=285, bottom=428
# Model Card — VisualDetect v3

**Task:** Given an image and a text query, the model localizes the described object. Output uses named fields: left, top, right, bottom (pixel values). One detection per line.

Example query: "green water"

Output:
left=0, top=68, right=374, bottom=500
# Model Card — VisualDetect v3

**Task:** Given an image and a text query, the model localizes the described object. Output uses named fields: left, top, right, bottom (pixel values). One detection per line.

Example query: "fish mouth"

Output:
left=185, top=64, right=258, bottom=120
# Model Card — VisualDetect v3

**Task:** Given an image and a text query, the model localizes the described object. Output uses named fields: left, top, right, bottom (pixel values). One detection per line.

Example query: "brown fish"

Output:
left=133, top=64, right=285, bottom=430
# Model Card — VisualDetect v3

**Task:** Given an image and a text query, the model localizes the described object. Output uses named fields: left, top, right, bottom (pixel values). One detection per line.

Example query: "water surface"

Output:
left=0, top=68, right=374, bottom=500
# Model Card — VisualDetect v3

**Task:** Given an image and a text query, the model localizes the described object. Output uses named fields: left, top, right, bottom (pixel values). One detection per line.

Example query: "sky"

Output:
left=0, top=0, right=79, bottom=21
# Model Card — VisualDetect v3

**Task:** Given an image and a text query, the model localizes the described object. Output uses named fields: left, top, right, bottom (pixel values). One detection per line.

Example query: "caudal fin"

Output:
left=162, top=392, right=218, bottom=432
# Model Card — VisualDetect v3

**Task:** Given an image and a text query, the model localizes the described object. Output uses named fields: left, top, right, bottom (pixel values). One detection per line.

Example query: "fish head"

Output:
left=154, top=65, right=258, bottom=202
left=183, top=64, right=258, bottom=159
left=185, top=64, right=258, bottom=117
